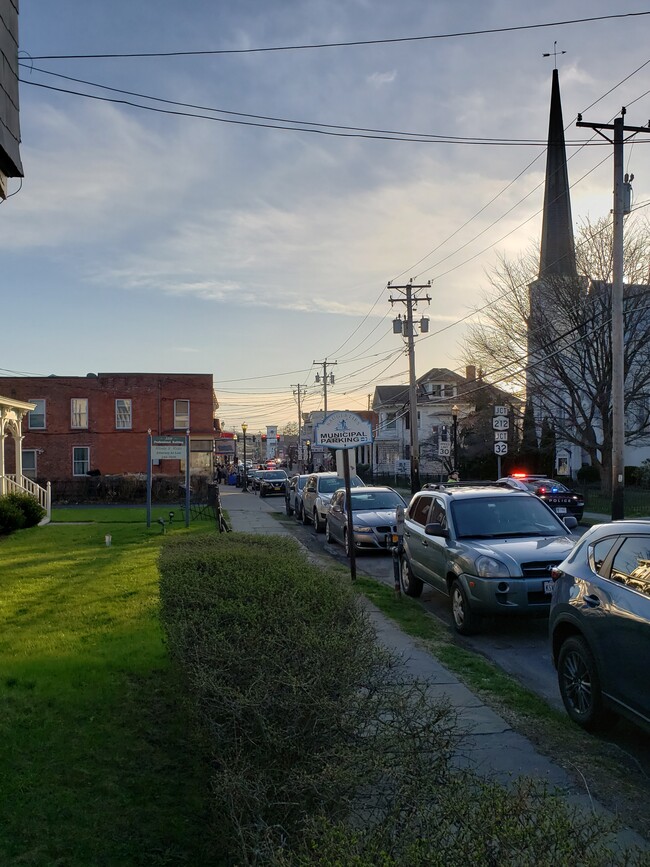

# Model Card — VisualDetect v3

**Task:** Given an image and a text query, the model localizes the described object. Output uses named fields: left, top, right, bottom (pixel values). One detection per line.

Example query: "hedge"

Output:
left=0, top=492, right=44, bottom=535
left=158, top=533, right=645, bottom=866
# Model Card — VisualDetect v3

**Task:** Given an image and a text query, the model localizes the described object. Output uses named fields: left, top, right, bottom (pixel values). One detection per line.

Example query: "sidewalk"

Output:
left=219, top=486, right=647, bottom=848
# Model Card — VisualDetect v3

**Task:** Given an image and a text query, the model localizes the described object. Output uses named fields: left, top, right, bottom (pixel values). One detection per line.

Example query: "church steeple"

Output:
left=539, top=68, right=577, bottom=279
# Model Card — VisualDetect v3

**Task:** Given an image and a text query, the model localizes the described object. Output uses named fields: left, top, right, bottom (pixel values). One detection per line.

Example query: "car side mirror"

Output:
left=563, top=515, right=578, bottom=530
left=424, top=522, right=449, bottom=538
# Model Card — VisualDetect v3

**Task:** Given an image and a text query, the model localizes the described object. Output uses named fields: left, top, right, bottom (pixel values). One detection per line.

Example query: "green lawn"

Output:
left=0, top=511, right=216, bottom=866
left=50, top=504, right=183, bottom=524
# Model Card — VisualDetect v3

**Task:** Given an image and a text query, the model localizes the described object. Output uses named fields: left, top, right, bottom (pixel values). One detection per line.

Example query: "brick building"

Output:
left=0, top=372, right=218, bottom=482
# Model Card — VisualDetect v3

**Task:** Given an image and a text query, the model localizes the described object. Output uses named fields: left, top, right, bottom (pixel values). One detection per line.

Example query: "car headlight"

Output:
left=475, top=555, right=510, bottom=578
left=355, top=526, right=373, bottom=533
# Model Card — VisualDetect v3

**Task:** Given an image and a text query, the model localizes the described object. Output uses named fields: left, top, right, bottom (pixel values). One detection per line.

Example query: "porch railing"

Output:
left=3, top=474, right=51, bottom=522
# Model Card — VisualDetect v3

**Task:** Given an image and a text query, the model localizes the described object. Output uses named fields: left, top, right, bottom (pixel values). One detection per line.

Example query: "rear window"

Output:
left=319, top=476, right=363, bottom=493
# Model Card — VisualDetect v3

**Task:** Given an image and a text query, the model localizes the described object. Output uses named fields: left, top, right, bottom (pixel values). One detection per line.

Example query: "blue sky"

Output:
left=3, top=2, right=649, bottom=431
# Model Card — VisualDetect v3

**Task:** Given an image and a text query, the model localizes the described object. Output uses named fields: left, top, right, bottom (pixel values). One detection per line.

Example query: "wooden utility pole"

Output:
left=388, top=280, right=431, bottom=495
left=576, top=109, right=649, bottom=519
left=291, top=383, right=306, bottom=467
left=313, top=359, right=337, bottom=414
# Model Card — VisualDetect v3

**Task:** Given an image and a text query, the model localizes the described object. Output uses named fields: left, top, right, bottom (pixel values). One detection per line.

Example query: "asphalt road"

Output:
left=261, top=493, right=650, bottom=775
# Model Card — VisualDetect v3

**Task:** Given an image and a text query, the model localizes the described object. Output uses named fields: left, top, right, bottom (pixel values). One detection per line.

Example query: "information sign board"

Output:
left=494, top=441, right=508, bottom=456
left=151, top=435, right=186, bottom=460
left=314, top=411, right=373, bottom=449
left=492, top=417, right=510, bottom=431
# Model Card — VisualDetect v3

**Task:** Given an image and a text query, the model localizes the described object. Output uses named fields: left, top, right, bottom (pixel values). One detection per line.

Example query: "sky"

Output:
left=3, top=2, right=649, bottom=433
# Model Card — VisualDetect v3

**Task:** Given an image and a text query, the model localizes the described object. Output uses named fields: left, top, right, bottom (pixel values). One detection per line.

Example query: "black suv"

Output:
left=550, top=520, right=650, bottom=732
left=498, top=475, right=584, bottom=521
left=401, top=483, right=577, bottom=634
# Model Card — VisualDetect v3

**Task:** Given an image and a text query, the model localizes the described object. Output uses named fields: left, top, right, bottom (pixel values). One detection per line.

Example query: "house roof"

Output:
left=373, top=367, right=520, bottom=411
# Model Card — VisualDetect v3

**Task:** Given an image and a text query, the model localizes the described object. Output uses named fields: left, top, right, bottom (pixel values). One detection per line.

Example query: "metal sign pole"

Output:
left=185, top=432, right=191, bottom=527
left=146, top=430, right=152, bottom=528
left=343, top=448, right=356, bottom=581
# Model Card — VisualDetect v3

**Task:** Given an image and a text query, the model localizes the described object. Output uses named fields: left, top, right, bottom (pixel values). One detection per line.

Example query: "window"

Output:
left=73, top=446, right=90, bottom=476
left=115, top=399, right=132, bottom=430
left=174, top=399, right=190, bottom=429
left=609, top=536, right=650, bottom=596
left=22, top=450, right=37, bottom=480
left=71, top=398, right=88, bottom=429
left=430, top=499, right=447, bottom=528
left=384, top=412, right=397, bottom=431
left=591, top=538, right=618, bottom=575
left=28, top=399, right=46, bottom=429
left=409, top=494, right=433, bottom=526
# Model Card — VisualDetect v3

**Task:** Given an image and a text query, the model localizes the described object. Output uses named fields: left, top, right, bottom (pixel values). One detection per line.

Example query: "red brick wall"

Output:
left=0, top=373, right=215, bottom=480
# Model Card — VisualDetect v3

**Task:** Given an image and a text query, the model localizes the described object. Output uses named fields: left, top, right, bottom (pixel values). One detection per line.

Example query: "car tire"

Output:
left=313, top=509, right=324, bottom=533
left=557, top=635, right=616, bottom=731
left=301, top=504, right=310, bottom=526
left=325, top=520, right=333, bottom=543
left=450, top=579, right=482, bottom=636
left=400, top=557, right=423, bottom=598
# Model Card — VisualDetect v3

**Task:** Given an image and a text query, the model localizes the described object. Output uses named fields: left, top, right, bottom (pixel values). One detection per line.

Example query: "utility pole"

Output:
left=291, top=383, right=306, bottom=468
left=576, top=109, right=648, bottom=519
left=313, top=359, right=337, bottom=414
left=388, top=279, right=432, bottom=495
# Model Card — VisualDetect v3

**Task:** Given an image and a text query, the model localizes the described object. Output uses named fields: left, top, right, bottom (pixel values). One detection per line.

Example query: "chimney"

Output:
left=465, top=365, right=476, bottom=382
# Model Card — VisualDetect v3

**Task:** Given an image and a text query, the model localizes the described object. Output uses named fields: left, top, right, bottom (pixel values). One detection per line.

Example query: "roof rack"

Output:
left=422, top=481, right=512, bottom=492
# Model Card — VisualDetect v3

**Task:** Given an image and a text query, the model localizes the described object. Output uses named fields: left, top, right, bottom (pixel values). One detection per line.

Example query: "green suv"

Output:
left=400, top=483, right=578, bottom=635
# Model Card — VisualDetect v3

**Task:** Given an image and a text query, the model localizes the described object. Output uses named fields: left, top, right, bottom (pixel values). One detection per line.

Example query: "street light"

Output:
left=306, top=439, right=311, bottom=470
left=233, top=433, right=238, bottom=469
left=452, top=405, right=459, bottom=474
left=242, top=423, right=248, bottom=492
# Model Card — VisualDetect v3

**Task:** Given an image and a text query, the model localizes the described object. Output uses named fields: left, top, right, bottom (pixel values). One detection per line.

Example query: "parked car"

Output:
left=498, top=474, right=585, bottom=521
left=300, top=472, right=365, bottom=532
left=246, top=469, right=263, bottom=490
left=257, top=469, right=288, bottom=498
left=285, top=474, right=309, bottom=516
left=400, top=483, right=578, bottom=635
left=325, top=487, right=407, bottom=556
left=549, top=520, right=650, bottom=732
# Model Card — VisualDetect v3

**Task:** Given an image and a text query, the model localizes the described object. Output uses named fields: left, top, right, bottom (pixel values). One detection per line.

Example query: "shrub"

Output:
left=576, top=464, right=600, bottom=484
left=158, top=533, right=644, bottom=866
left=5, top=492, right=45, bottom=527
left=0, top=498, right=27, bottom=534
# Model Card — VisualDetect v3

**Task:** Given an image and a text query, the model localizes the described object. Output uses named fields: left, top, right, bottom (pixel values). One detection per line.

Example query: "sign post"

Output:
left=314, top=411, right=373, bottom=582
left=492, top=408, right=509, bottom=478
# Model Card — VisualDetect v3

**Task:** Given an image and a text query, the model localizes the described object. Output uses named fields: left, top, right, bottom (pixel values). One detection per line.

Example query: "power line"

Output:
left=26, top=12, right=649, bottom=59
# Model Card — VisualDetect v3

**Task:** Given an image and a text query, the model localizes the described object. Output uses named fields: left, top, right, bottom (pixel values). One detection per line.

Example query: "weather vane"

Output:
left=542, top=41, right=566, bottom=69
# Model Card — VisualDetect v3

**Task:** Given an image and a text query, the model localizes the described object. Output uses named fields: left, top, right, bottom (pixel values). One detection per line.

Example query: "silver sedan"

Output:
left=325, top=487, right=407, bottom=556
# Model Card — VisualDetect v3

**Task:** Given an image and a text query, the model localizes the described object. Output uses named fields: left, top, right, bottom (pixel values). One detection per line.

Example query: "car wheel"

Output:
left=301, top=504, right=310, bottom=525
left=285, top=498, right=293, bottom=516
left=313, top=509, right=324, bottom=533
left=450, top=579, right=482, bottom=635
left=400, top=557, right=423, bottom=598
left=557, top=635, right=616, bottom=731
left=325, top=520, right=333, bottom=543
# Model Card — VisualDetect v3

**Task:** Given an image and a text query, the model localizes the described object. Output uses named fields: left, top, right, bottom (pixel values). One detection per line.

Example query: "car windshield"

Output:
left=451, top=495, right=567, bottom=539
left=297, top=477, right=308, bottom=489
left=319, top=476, right=363, bottom=493
left=261, top=471, right=287, bottom=480
left=349, top=491, right=404, bottom=511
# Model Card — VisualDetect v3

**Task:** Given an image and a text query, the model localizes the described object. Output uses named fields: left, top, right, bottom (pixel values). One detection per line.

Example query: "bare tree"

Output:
left=462, top=216, right=650, bottom=492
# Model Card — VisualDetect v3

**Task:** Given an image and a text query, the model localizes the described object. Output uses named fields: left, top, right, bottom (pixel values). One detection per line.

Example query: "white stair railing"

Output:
left=4, top=474, right=52, bottom=522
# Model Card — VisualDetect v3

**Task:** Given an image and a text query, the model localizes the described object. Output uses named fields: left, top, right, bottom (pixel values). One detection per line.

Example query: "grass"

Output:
left=0, top=509, right=216, bottom=866
left=50, top=504, right=184, bottom=524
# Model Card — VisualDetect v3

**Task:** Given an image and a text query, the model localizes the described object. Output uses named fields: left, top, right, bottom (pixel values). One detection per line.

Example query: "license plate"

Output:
left=555, top=507, right=567, bottom=515
left=543, top=580, right=554, bottom=594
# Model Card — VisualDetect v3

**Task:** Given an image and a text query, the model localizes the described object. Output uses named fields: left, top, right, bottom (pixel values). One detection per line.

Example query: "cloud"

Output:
left=367, top=70, right=397, bottom=87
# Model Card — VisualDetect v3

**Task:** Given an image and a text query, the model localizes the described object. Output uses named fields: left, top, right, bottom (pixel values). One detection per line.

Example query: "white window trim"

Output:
left=28, top=398, right=46, bottom=430
left=174, top=399, right=190, bottom=429
left=71, top=398, right=89, bottom=430
left=72, top=446, right=90, bottom=477
left=115, top=398, right=133, bottom=430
